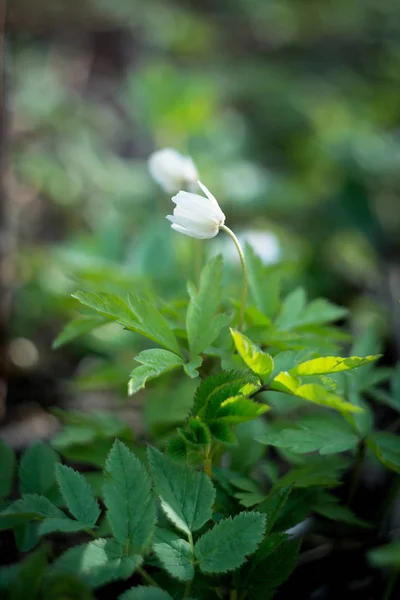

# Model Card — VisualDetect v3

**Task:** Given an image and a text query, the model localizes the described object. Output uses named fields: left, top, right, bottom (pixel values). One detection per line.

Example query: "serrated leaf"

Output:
left=56, top=464, right=100, bottom=527
left=72, top=291, right=180, bottom=355
left=256, top=414, right=359, bottom=455
left=290, top=355, right=380, bottom=376
left=128, top=349, right=184, bottom=395
left=276, top=456, right=349, bottom=488
left=186, top=255, right=226, bottom=356
left=53, top=538, right=142, bottom=589
left=209, top=421, right=238, bottom=445
left=119, top=588, right=173, bottom=600
left=230, top=329, right=274, bottom=378
left=194, top=511, right=265, bottom=574
left=192, top=370, right=259, bottom=421
left=19, top=443, right=59, bottom=496
left=103, top=440, right=156, bottom=550
left=180, top=418, right=211, bottom=446
left=215, top=396, right=269, bottom=424
left=52, top=316, right=107, bottom=349
left=147, top=447, right=215, bottom=536
left=0, top=440, right=15, bottom=499
left=152, top=527, right=194, bottom=582
left=0, top=494, right=64, bottom=521
left=245, top=539, right=300, bottom=600
left=38, top=517, right=90, bottom=536
left=272, top=373, right=362, bottom=414
left=367, top=432, right=400, bottom=473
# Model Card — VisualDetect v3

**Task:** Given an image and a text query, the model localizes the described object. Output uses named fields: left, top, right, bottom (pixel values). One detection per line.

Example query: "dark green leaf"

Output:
left=55, top=464, right=101, bottom=527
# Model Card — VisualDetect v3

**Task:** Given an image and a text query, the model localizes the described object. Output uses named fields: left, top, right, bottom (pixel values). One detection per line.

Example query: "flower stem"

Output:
left=220, top=224, right=247, bottom=331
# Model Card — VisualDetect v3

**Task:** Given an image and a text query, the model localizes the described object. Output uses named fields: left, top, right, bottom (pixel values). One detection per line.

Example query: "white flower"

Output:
left=167, top=181, right=226, bottom=239
left=148, top=148, right=198, bottom=193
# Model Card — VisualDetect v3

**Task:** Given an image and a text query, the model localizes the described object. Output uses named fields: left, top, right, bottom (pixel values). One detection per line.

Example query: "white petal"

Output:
left=197, top=180, right=218, bottom=206
left=170, top=223, right=216, bottom=239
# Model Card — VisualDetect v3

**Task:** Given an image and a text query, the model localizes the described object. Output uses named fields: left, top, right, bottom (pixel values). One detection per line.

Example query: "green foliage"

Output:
left=152, top=528, right=194, bottom=581
left=367, top=432, right=400, bottom=473
left=194, top=512, right=266, bottom=573
left=129, top=349, right=184, bottom=395
left=103, top=440, right=156, bottom=551
left=0, top=440, right=15, bottom=499
left=148, top=446, right=215, bottom=535
left=368, top=541, right=400, bottom=568
left=230, top=329, right=274, bottom=378
left=119, top=588, right=173, bottom=600
left=257, top=413, right=359, bottom=455
left=19, top=443, right=59, bottom=497
left=56, top=464, right=101, bottom=527
left=186, top=255, right=229, bottom=356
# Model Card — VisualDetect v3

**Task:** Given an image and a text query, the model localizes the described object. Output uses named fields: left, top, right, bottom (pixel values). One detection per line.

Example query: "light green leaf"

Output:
left=56, top=464, right=101, bottom=527
left=230, top=329, right=274, bottom=378
left=72, top=291, right=180, bottom=355
left=183, top=356, right=203, bottom=379
left=297, top=298, right=348, bottom=327
left=186, top=255, right=225, bottom=356
left=214, top=396, right=269, bottom=424
left=53, top=538, right=142, bottom=589
left=127, top=294, right=181, bottom=355
left=0, top=441, right=15, bottom=499
left=194, top=511, right=265, bottom=574
left=119, top=588, right=173, bottom=600
left=147, top=446, right=215, bottom=535
left=0, top=494, right=64, bottom=520
left=152, top=527, right=194, bottom=582
left=290, top=355, right=380, bottom=376
left=103, top=440, right=156, bottom=550
left=52, top=316, right=107, bottom=349
left=38, top=517, right=89, bottom=536
left=368, top=541, right=400, bottom=568
left=19, top=443, right=59, bottom=496
left=272, top=373, right=362, bottom=414
left=256, top=414, right=359, bottom=455
left=128, top=349, right=184, bottom=395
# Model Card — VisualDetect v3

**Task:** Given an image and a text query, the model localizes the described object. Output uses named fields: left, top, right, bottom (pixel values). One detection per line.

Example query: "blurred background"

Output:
left=2, top=0, right=400, bottom=443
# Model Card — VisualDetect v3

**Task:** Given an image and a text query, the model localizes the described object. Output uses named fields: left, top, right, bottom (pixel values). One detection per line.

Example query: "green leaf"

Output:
left=215, top=396, right=269, bottom=424
left=38, top=517, right=90, bottom=536
left=272, top=373, right=362, bottom=414
left=230, top=329, right=274, bottom=378
left=245, top=244, right=282, bottom=318
left=186, top=255, right=226, bottom=356
left=128, top=349, right=184, bottom=395
left=0, top=494, right=64, bottom=521
left=367, top=432, right=400, bottom=473
left=53, top=538, right=142, bottom=589
left=0, top=440, right=15, bottom=499
left=147, top=446, right=215, bottom=535
left=256, top=414, right=359, bottom=455
left=52, top=316, right=107, bottom=349
left=19, top=443, right=59, bottom=496
left=56, top=464, right=101, bottom=527
left=275, top=287, right=306, bottom=330
left=72, top=291, right=180, bottom=355
left=209, top=421, right=238, bottom=445
left=8, top=547, right=48, bottom=600
left=192, top=370, right=259, bottom=421
left=183, top=356, right=203, bottom=379
left=180, top=418, right=212, bottom=446
left=194, top=511, right=265, bottom=574
left=314, top=502, right=370, bottom=528
left=276, top=456, right=349, bottom=488
left=257, top=487, right=292, bottom=534
left=290, top=355, right=380, bottom=376
left=368, top=541, right=400, bottom=568
left=152, top=527, right=194, bottom=582
left=297, top=298, right=348, bottom=327
left=103, top=440, right=156, bottom=550
left=119, top=588, right=173, bottom=600
left=245, top=539, right=300, bottom=600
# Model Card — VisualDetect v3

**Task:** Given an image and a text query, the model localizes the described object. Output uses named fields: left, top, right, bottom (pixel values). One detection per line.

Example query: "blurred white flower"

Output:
left=167, top=181, right=226, bottom=239
left=214, top=229, right=280, bottom=265
left=148, top=148, right=198, bottom=193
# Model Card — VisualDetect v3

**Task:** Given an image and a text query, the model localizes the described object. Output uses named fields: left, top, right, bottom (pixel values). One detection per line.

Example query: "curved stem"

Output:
left=138, top=567, right=159, bottom=588
left=220, top=224, right=247, bottom=331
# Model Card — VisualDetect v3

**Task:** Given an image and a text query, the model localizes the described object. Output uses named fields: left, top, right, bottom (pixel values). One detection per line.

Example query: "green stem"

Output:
left=347, top=440, right=365, bottom=507
left=220, top=224, right=247, bottom=332
left=204, top=453, right=212, bottom=478
left=383, top=569, right=398, bottom=600
left=138, top=567, right=159, bottom=588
